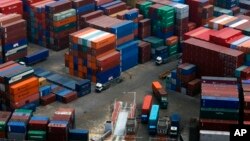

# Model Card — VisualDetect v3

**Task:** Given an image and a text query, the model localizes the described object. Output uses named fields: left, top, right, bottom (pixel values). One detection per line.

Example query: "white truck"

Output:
left=95, top=76, right=123, bottom=93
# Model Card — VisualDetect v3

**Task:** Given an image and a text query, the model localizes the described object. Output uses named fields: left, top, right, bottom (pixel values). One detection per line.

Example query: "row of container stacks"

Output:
left=33, top=68, right=91, bottom=104
left=199, top=76, right=240, bottom=141
left=137, top=0, right=190, bottom=41
left=166, top=63, right=201, bottom=96
left=242, top=80, right=250, bottom=125
left=0, top=61, right=91, bottom=111
left=0, top=61, right=37, bottom=111
left=23, top=0, right=95, bottom=50
left=0, top=13, right=28, bottom=64
left=0, top=108, right=89, bottom=141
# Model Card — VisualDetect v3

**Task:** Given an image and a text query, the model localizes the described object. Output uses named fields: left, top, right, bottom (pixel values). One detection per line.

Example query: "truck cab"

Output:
left=170, top=113, right=181, bottom=138
left=160, top=96, right=168, bottom=109
left=95, top=83, right=110, bottom=93
left=156, top=56, right=163, bottom=65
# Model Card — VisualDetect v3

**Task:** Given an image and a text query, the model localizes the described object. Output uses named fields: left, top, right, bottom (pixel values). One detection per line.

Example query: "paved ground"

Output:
left=30, top=44, right=200, bottom=141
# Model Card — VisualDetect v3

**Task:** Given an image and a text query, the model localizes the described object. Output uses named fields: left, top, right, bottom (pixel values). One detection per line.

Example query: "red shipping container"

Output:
left=29, top=120, right=49, bottom=131
left=142, top=95, right=153, bottom=115
left=0, top=0, right=23, bottom=15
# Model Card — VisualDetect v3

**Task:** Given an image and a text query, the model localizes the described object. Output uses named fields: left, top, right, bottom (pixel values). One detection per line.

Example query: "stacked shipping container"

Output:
left=28, top=116, right=49, bottom=140
left=0, top=61, right=38, bottom=111
left=183, top=38, right=244, bottom=77
left=199, top=77, right=239, bottom=141
left=7, top=109, right=33, bottom=140
left=0, top=111, right=11, bottom=138
left=67, top=27, right=121, bottom=83
left=0, top=14, right=28, bottom=63
left=45, top=0, right=77, bottom=50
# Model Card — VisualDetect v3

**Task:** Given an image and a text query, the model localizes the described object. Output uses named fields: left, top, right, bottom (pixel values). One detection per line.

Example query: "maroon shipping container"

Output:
left=104, top=2, right=127, bottom=15
left=97, top=51, right=120, bottom=72
left=40, top=93, right=56, bottom=106
left=72, top=0, right=94, bottom=8
left=244, top=110, right=250, bottom=121
left=200, top=119, right=238, bottom=131
left=245, top=94, right=250, bottom=110
left=62, top=91, right=77, bottom=103
left=29, top=120, right=48, bottom=131
left=138, top=41, right=151, bottom=64
left=202, top=83, right=238, bottom=98
left=183, top=38, right=244, bottom=77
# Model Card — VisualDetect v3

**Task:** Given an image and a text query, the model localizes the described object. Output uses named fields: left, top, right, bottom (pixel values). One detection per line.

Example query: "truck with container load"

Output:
left=95, top=76, right=123, bottom=93
left=148, top=105, right=160, bottom=135
left=155, top=53, right=182, bottom=65
left=157, top=116, right=170, bottom=136
left=152, top=81, right=168, bottom=109
left=170, top=113, right=181, bottom=138
left=141, top=95, right=153, bottom=123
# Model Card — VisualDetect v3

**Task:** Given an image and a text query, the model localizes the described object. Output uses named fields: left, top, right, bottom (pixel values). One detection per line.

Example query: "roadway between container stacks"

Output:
left=30, top=43, right=199, bottom=141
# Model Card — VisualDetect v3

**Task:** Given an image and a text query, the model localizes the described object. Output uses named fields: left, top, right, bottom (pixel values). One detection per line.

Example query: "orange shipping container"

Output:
left=9, top=77, right=39, bottom=94
left=53, top=16, right=76, bottom=27
left=152, top=81, right=162, bottom=92
left=9, top=87, right=39, bottom=102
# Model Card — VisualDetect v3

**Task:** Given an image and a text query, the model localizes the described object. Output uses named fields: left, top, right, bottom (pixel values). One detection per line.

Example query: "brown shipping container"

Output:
left=200, top=119, right=238, bottom=131
left=97, top=50, right=120, bottom=71
left=40, top=93, right=56, bottom=106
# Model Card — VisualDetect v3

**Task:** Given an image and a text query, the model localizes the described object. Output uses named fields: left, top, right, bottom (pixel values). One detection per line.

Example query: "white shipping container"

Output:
left=200, top=130, right=230, bottom=141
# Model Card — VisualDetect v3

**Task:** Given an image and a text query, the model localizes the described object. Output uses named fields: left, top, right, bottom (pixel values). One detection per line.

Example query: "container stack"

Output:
left=176, top=63, right=197, bottom=94
left=143, top=36, right=164, bottom=59
left=136, top=1, right=153, bottom=18
left=0, top=0, right=23, bottom=15
left=242, top=80, right=250, bottom=125
left=115, top=8, right=140, bottom=38
left=72, top=0, right=95, bottom=30
left=0, top=61, right=39, bottom=111
left=0, top=14, right=28, bottom=63
left=0, top=111, right=11, bottom=138
left=34, top=68, right=91, bottom=100
left=138, top=18, right=151, bottom=39
left=45, top=0, right=77, bottom=50
left=165, top=36, right=178, bottom=56
left=149, top=4, right=175, bottom=40
left=213, top=0, right=240, bottom=16
left=28, top=116, right=49, bottom=141
left=7, top=109, right=33, bottom=140
left=67, top=27, right=121, bottom=83
left=138, top=41, right=151, bottom=64
left=239, top=0, right=250, bottom=16
left=183, top=38, right=244, bottom=77
left=148, top=0, right=190, bottom=41
left=117, top=40, right=138, bottom=71
left=48, top=108, right=75, bottom=141
left=29, top=0, right=56, bottom=46
left=84, top=15, right=135, bottom=46
left=199, top=77, right=239, bottom=141
left=208, top=15, right=250, bottom=36
left=186, top=0, right=214, bottom=26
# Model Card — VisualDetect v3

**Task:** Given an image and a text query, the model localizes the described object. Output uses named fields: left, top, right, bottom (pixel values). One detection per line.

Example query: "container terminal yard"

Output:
left=0, top=0, right=249, bottom=141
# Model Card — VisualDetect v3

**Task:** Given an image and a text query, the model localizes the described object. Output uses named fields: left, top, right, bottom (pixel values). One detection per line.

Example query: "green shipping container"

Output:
left=0, top=121, right=6, bottom=132
left=200, top=108, right=239, bottom=120
left=143, top=36, right=164, bottom=48
left=28, top=130, right=46, bottom=141
left=53, top=9, right=76, bottom=21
